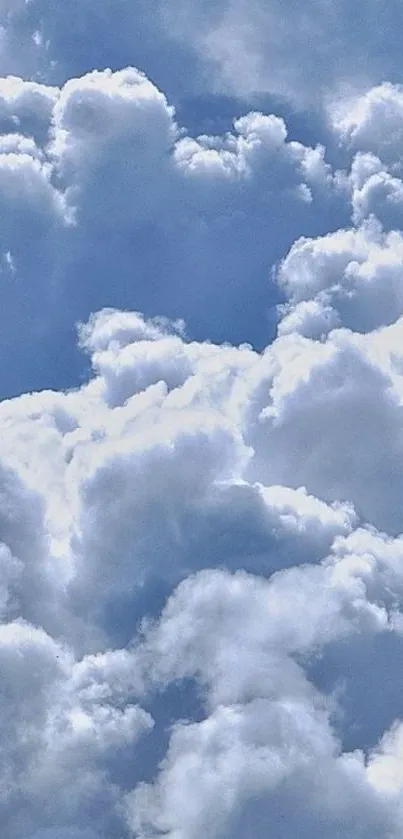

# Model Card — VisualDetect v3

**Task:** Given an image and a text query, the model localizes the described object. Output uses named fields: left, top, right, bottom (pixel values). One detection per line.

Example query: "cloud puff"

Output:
left=244, top=323, right=403, bottom=534
left=0, top=617, right=152, bottom=839
left=331, top=83, right=403, bottom=165
left=277, top=221, right=403, bottom=335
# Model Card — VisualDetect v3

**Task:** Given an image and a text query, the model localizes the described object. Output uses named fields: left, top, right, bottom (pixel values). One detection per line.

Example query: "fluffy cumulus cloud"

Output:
left=5, top=5, right=403, bottom=839
left=0, top=65, right=345, bottom=397
left=4, top=285, right=403, bottom=836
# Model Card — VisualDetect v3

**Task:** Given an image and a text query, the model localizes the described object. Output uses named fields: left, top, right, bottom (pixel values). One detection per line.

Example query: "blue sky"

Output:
left=4, top=3, right=403, bottom=839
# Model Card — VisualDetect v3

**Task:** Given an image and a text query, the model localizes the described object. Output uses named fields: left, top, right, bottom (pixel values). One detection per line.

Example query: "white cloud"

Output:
left=0, top=76, right=58, bottom=141
left=243, top=323, right=403, bottom=534
left=331, top=83, right=403, bottom=164
left=0, top=309, right=403, bottom=837
left=125, top=529, right=403, bottom=838
left=4, top=31, right=403, bottom=839
left=3, top=275, right=403, bottom=835
left=47, top=66, right=331, bottom=243
left=277, top=221, right=403, bottom=334
left=0, top=66, right=346, bottom=397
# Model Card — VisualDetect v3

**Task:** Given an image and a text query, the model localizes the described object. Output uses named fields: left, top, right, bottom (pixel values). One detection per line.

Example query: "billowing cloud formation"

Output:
left=6, top=64, right=403, bottom=399
left=4, top=248, right=403, bottom=835
left=5, top=32, right=403, bottom=839
left=4, top=67, right=403, bottom=399
left=0, top=66, right=343, bottom=397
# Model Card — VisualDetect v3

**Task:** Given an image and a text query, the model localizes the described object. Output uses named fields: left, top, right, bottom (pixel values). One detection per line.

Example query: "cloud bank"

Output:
left=3, top=26, right=403, bottom=839
left=5, top=274, right=403, bottom=837
left=3, top=0, right=403, bottom=107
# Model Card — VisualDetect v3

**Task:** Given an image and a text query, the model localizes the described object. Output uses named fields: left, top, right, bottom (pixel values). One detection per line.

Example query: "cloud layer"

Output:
left=4, top=213, right=403, bottom=836
left=3, top=30, right=403, bottom=839
left=4, top=0, right=403, bottom=106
